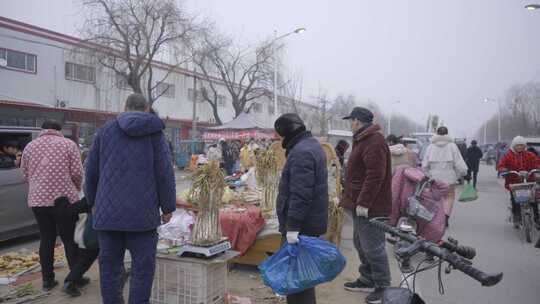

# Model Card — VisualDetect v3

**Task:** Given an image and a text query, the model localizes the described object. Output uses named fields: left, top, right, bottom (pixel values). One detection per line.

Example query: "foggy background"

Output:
left=4, top=0, right=540, bottom=139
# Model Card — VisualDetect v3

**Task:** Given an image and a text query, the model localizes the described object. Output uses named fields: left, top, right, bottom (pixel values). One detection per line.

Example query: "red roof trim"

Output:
left=0, top=99, right=214, bottom=126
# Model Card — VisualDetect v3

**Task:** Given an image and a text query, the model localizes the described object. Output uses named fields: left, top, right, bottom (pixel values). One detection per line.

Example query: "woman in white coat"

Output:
left=422, top=127, right=468, bottom=226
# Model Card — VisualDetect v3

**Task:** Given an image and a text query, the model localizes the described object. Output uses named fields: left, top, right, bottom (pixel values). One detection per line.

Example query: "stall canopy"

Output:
left=202, top=112, right=276, bottom=140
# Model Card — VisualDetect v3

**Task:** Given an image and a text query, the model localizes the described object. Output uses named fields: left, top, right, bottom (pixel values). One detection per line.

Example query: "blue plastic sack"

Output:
left=258, top=236, right=346, bottom=295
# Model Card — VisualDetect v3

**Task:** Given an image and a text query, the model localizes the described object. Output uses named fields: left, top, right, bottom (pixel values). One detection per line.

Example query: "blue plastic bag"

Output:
left=258, top=236, right=346, bottom=295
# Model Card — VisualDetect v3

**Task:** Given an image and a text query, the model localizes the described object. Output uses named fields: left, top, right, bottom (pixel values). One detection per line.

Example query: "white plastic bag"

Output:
left=158, top=209, right=195, bottom=245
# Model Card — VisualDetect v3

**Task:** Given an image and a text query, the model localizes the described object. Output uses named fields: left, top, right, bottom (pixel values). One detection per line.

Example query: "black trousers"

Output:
left=466, top=169, right=479, bottom=188
left=32, top=206, right=79, bottom=281
left=281, top=234, right=318, bottom=304
left=65, top=247, right=99, bottom=283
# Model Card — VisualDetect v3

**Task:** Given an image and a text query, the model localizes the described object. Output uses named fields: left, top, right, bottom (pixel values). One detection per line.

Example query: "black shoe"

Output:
left=42, top=279, right=58, bottom=292
left=63, top=281, right=82, bottom=297
left=365, top=288, right=386, bottom=304
left=75, top=277, right=90, bottom=288
left=344, top=278, right=375, bottom=293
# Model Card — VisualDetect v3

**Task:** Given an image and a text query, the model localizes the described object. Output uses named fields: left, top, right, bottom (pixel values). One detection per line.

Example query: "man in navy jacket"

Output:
left=275, top=113, right=328, bottom=304
left=85, top=93, right=176, bottom=304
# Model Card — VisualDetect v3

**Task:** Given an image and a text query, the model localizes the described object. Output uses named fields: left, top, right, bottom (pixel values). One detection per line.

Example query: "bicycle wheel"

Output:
left=522, top=206, right=533, bottom=243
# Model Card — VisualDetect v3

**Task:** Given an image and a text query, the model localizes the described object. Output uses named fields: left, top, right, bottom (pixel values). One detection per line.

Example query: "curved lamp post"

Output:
left=272, top=27, right=306, bottom=122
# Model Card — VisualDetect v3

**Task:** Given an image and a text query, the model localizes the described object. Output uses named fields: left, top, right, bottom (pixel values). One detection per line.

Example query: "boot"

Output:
left=63, top=281, right=82, bottom=297
left=42, top=279, right=58, bottom=292
left=445, top=215, right=449, bottom=228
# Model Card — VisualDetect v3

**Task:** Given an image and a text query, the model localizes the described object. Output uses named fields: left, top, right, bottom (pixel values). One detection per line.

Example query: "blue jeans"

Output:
left=98, top=230, right=158, bottom=304
left=351, top=212, right=391, bottom=288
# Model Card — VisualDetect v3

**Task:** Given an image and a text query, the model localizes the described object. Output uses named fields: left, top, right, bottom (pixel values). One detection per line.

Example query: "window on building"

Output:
left=155, top=82, right=175, bottom=98
left=116, top=74, right=132, bottom=90
left=188, top=88, right=204, bottom=103
left=65, top=62, right=95, bottom=83
left=252, top=103, right=262, bottom=113
left=268, top=105, right=275, bottom=115
left=0, top=48, right=37, bottom=73
left=217, top=95, right=226, bottom=107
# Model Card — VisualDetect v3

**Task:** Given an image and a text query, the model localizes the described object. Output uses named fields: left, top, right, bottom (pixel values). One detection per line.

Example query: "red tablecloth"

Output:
left=219, top=204, right=266, bottom=255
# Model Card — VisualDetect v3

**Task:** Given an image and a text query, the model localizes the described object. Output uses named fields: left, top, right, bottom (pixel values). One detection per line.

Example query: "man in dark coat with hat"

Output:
left=274, top=113, right=328, bottom=304
left=465, top=140, right=483, bottom=189
left=340, top=107, right=392, bottom=304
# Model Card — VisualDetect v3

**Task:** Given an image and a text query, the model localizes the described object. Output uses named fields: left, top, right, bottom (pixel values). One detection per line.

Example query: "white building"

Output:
left=0, top=16, right=326, bottom=147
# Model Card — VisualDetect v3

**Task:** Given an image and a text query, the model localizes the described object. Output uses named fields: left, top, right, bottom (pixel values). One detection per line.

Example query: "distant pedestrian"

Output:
left=386, top=134, right=413, bottom=174
left=334, top=139, right=350, bottom=168
left=85, top=93, right=176, bottom=304
left=207, top=143, right=222, bottom=162
left=220, top=139, right=235, bottom=175
left=0, top=140, right=19, bottom=168
left=495, top=143, right=509, bottom=177
left=274, top=113, right=328, bottom=304
left=20, top=120, right=83, bottom=292
left=422, top=127, right=468, bottom=227
left=465, top=140, right=483, bottom=189
left=340, top=107, right=392, bottom=304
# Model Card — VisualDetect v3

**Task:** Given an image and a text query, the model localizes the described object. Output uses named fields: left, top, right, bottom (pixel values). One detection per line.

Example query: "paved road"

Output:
left=415, top=165, right=540, bottom=304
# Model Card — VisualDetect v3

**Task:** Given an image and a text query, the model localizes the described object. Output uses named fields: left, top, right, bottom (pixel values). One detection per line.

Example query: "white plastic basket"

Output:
left=150, top=254, right=228, bottom=304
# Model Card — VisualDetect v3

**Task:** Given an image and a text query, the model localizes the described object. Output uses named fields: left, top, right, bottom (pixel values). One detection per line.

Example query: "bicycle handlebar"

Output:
left=438, top=238, right=476, bottom=260
left=370, top=219, right=503, bottom=287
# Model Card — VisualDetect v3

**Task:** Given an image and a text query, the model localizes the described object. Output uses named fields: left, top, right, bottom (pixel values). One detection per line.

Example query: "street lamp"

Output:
left=272, top=27, right=306, bottom=122
left=387, top=100, right=401, bottom=136
left=484, top=97, right=501, bottom=143
left=525, top=4, right=540, bottom=10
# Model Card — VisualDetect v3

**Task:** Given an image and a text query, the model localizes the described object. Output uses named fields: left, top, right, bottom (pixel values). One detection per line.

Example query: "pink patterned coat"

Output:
left=21, top=130, right=83, bottom=207
left=390, top=165, right=450, bottom=242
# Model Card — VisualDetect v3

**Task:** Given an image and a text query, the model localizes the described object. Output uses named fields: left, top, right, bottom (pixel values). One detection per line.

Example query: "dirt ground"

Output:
left=1, top=212, right=400, bottom=304
left=2, top=243, right=400, bottom=304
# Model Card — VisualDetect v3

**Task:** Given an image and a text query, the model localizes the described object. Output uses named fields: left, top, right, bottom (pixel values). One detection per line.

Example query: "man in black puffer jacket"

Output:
left=274, top=113, right=328, bottom=304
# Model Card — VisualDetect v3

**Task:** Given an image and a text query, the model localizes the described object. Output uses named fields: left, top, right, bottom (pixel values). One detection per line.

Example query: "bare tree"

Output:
left=312, top=87, right=334, bottom=136
left=279, top=70, right=304, bottom=114
left=190, top=28, right=274, bottom=125
left=476, top=81, right=540, bottom=142
left=80, top=0, right=196, bottom=104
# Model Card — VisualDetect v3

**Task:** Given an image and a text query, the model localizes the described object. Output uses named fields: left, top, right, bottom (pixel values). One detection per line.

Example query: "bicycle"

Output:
left=501, top=169, right=540, bottom=243
left=369, top=218, right=503, bottom=304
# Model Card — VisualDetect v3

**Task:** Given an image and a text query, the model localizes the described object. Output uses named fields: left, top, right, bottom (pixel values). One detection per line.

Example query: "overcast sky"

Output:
left=4, top=0, right=540, bottom=138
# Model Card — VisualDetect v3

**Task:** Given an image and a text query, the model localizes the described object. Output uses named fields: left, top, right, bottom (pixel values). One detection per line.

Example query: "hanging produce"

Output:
left=189, top=160, right=226, bottom=246
left=321, top=142, right=345, bottom=246
left=255, top=148, right=280, bottom=217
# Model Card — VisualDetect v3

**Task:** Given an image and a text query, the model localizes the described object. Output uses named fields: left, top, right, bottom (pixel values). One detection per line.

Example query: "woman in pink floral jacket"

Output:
left=20, top=120, right=83, bottom=292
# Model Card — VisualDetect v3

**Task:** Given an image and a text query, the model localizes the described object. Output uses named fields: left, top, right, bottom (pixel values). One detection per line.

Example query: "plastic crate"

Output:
left=150, top=254, right=228, bottom=304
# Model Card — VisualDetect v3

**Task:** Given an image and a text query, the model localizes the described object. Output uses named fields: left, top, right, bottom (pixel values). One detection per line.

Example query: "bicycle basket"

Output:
left=509, top=183, right=536, bottom=204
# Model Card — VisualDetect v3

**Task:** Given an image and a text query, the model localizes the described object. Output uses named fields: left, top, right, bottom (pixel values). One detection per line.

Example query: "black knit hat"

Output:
left=342, top=107, right=374, bottom=123
left=274, top=113, right=306, bottom=138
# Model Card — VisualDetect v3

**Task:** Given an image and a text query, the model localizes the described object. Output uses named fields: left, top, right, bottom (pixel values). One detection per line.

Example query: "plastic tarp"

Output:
left=202, top=112, right=276, bottom=140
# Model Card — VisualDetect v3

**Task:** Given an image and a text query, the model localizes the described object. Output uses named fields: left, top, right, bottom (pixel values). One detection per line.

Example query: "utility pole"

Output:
left=192, top=69, right=198, bottom=140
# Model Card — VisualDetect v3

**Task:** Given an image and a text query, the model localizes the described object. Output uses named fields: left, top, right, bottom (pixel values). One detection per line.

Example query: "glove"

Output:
left=286, top=231, right=299, bottom=244
left=356, top=205, right=369, bottom=218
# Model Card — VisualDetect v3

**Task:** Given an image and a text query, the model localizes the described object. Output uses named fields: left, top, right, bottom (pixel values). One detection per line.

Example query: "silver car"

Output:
left=0, top=126, right=41, bottom=241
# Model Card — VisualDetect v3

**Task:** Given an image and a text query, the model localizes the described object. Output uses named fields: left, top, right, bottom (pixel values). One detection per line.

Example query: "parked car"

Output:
left=0, top=126, right=41, bottom=241
left=524, top=137, right=540, bottom=155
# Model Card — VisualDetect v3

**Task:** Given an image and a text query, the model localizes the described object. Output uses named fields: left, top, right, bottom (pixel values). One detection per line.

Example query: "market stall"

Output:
left=202, top=112, right=276, bottom=140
